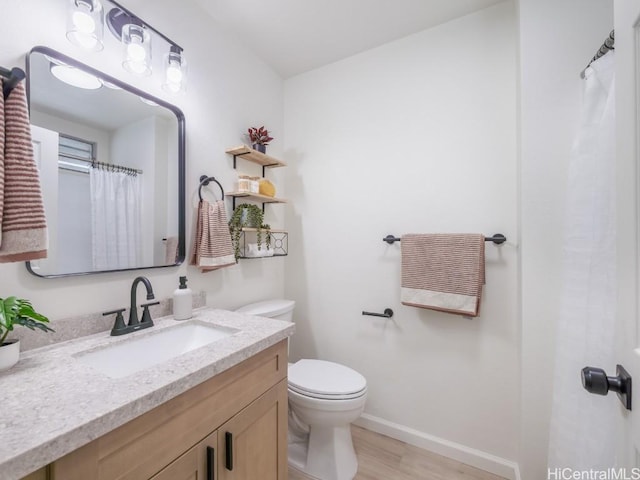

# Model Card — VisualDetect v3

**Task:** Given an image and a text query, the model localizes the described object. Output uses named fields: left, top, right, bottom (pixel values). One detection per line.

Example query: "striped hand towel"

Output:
left=164, top=236, right=179, bottom=264
left=401, top=234, right=485, bottom=317
left=190, top=200, right=235, bottom=272
left=0, top=80, right=47, bottom=262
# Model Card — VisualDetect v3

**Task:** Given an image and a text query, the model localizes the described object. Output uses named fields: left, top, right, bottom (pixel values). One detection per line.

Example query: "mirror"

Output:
left=25, top=46, right=185, bottom=277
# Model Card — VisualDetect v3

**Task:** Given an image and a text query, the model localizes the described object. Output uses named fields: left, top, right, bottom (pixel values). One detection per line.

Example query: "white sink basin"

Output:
left=74, top=322, right=238, bottom=379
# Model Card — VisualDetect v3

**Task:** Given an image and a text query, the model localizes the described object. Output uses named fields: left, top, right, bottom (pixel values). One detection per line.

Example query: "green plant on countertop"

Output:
left=229, top=204, right=271, bottom=260
left=0, top=296, right=53, bottom=345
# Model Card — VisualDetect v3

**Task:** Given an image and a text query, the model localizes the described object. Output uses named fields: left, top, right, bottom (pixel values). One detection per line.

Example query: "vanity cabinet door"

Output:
left=150, top=431, right=217, bottom=480
left=218, top=379, right=288, bottom=480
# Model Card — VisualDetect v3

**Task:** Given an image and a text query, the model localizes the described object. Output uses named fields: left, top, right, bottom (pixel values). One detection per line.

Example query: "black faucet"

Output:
left=104, top=276, right=159, bottom=336
left=129, top=276, right=155, bottom=326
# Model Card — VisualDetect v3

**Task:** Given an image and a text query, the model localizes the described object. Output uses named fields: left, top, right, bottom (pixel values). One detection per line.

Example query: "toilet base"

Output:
left=288, top=424, right=358, bottom=480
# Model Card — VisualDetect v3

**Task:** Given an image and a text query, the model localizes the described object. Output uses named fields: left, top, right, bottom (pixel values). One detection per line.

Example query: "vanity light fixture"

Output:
left=162, top=46, right=187, bottom=94
left=65, top=0, right=186, bottom=93
left=66, top=0, right=105, bottom=51
left=50, top=63, right=103, bottom=90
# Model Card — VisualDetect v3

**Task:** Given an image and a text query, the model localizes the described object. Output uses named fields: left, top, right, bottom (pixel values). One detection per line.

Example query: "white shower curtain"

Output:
left=90, top=168, right=142, bottom=270
left=548, top=52, right=616, bottom=468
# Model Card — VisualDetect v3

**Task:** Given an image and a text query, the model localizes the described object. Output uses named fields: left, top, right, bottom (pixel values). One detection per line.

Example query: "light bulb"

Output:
left=162, top=50, right=187, bottom=94
left=66, top=0, right=103, bottom=51
left=127, top=41, right=147, bottom=62
left=122, top=24, right=151, bottom=76
left=72, top=10, right=95, bottom=34
left=166, top=63, right=183, bottom=83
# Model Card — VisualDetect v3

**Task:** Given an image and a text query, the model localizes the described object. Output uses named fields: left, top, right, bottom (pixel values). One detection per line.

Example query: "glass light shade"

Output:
left=50, top=64, right=102, bottom=90
left=162, top=50, right=187, bottom=94
left=122, top=24, right=151, bottom=76
left=66, top=0, right=104, bottom=51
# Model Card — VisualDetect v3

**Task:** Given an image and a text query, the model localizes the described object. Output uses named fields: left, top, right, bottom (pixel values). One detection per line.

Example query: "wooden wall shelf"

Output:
left=227, top=191, right=287, bottom=209
left=225, top=145, right=286, bottom=169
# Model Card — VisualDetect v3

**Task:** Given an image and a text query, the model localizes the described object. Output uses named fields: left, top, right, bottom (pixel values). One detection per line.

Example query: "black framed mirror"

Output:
left=25, top=46, right=185, bottom=278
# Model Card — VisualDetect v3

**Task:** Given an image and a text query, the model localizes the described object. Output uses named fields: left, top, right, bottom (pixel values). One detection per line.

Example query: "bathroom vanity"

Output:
left=2, top=308, right=293, bottom=480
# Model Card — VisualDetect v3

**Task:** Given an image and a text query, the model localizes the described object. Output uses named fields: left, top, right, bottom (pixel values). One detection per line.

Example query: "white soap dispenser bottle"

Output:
left=173, top=276, right=193, bottom=320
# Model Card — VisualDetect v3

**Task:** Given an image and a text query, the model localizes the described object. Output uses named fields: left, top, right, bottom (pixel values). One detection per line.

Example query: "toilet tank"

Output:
left=236, top=299, right=295, bottom=322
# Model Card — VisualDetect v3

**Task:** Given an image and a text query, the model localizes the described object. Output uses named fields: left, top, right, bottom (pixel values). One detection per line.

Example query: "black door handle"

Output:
left=581, top=364, right=632, bottom=410
left=206, top=446, right=215, bottom=480
left=225, top=432, right=233, bottom=471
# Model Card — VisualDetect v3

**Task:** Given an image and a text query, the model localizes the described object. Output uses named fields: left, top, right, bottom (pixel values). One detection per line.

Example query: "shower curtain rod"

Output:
left=580, top=30, right=614, bottom=79
left=59, top=156, right=143, bottom=175
left=91, top=160, right=142, bottom=175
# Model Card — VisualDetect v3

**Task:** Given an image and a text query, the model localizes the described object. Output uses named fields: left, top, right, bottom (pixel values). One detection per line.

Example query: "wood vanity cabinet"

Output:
left=150, top=431, right=217, bottom=480
left=38, top=340, right=288, bottom=480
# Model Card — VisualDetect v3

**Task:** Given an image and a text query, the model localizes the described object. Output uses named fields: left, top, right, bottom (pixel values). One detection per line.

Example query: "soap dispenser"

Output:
left=173, top=276, right=193, bottom=320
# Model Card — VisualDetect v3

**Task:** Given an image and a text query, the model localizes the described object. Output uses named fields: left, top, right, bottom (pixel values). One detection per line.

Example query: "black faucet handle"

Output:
left=141, top=301, right=160, bottom=325
left=104, top=308, right=127, bottom=336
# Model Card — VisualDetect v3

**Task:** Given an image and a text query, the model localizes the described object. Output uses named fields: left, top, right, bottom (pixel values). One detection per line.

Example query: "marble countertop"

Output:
left=0, top=308, right=294, bottom=479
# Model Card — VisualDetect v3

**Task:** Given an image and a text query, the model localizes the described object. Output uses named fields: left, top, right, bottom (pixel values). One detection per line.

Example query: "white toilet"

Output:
left=236, top=299, right=367, bottom=480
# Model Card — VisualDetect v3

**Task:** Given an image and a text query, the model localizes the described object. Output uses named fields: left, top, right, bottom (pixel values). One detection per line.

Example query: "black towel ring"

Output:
left=198, top=175, right=225, bottom=201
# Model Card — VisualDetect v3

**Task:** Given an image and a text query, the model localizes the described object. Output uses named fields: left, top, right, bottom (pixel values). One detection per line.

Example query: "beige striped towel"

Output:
left=401, top=234, right=485, bottom=317
left=0, top=79, right=47, bottom=263
left=164, top=236, right=179, bottom=264
left=190, top=200, right=235, bottom=272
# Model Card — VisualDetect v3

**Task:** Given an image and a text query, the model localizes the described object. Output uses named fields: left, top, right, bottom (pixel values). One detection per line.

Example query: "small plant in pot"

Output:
left=0, top=297, right=53, bottom=371
left=229, top=203, right=271, bottom=260
left=247, top=126, right=273, bottom=154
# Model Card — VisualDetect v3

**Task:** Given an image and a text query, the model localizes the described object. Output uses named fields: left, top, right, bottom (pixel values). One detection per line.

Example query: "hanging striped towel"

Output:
left=401, top=234, right=485, bottom=317
left=190, top=199, right=235, bottom=272
left=164, top=236, right=179, bottom=264
left=0, top=79, right=47, bottom=262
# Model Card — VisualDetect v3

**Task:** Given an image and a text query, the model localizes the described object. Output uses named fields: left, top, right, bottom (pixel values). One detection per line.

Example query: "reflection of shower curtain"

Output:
left=548, top=52, right=616, bottom=468
left=90, top=168, right=142, bottom=270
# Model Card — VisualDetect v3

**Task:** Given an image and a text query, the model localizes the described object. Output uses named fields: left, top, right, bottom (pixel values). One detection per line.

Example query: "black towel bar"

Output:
left=0, top=66, right=26, bottom=100
left=383, top=233, right=507, bottom=245
left=198, top=175, right=225, bottom=201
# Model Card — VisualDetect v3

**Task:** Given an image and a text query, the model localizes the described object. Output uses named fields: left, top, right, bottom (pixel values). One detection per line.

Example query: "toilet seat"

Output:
left=288, top=359, right=367, bottom=400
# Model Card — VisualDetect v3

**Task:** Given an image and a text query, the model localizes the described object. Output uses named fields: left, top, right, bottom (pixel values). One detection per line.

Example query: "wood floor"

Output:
left=288, top=426, right=507, bottom=480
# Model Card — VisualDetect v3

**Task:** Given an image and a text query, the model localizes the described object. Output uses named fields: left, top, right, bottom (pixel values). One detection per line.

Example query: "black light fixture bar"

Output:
left=108, top=0, right=183, bottom=52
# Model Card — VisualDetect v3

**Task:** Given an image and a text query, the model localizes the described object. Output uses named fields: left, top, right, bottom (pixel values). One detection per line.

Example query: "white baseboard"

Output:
left=353, top=413, right=521, bottom=480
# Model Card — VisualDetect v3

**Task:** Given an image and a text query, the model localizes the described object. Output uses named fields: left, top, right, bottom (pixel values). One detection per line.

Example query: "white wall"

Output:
left=284, top=2, right=519, bottom=471
left=517, top=0, right=613, bottom=478
left=0, top=0, right=285, bottom=320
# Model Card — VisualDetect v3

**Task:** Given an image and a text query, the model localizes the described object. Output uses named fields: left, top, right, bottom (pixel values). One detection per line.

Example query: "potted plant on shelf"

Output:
left=247, top=126, right=273, bottom=154
left=0, top=296, right=53, bottom=371
left=229, top=204, right=271, bottom=260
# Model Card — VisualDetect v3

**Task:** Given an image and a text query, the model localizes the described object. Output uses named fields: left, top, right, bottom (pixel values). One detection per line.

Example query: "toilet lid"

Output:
left=288, top=359, right=367, bottom=398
